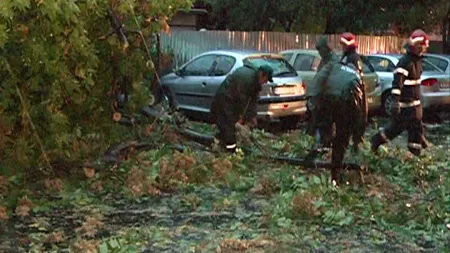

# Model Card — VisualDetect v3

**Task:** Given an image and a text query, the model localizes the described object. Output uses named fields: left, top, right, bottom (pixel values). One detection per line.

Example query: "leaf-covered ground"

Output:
left=1, top=114, right=449, bottom=253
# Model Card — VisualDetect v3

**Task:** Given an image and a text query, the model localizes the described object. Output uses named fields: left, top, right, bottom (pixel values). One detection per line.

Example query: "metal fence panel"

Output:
left=161, top=31, right=404, bottom=68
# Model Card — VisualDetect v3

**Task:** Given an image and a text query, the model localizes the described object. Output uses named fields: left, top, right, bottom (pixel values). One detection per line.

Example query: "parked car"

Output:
left=279, top=49, right=381, bottom=112
left=159, top=50, right=307, bottom=124
left=365, top=54, right=450, bottom=115
left=423, top=54, right=450, bottom=74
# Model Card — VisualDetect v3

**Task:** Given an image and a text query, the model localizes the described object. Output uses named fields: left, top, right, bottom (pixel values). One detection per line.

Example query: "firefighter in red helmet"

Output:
left=371, top=29, right=430, bottom=156
left=339, top=32, right=367, bottom=154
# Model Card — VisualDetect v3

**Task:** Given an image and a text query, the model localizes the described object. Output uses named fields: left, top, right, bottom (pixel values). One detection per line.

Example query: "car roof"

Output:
left=366, top=54, right=402, bottom=61
left=198, top=49, right=283, bottom=59
left=280, top=49, right=317, bottom=54
left=424, top=53, right=450, bottom=60
left=279, top=49, right=346, bottom=57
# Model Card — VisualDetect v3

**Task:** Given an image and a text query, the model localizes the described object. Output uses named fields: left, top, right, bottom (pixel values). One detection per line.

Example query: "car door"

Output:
left=202, top=54, right=237, bottom=111
left=366, top=56, right=396, bottom=92
left=359, top=56, right=381, bottom=108
left=292, top=54, right=318, bottom=87
left=172, top=54, right=217, bottom=112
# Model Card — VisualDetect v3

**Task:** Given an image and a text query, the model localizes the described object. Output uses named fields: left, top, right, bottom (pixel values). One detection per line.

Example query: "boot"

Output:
left=331, top=167, right=342, bottom=186
left=305, top=134, right=320, bottom=161
left=351, top=143, right=360, bottom=154
left=370, top=132, right=386, bottom=153
left=421, top=135, right=432, bottom=149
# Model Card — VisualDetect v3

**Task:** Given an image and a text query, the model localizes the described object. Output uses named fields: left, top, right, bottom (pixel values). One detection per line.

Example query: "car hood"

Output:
left=160, top=73, right=177, bottom=83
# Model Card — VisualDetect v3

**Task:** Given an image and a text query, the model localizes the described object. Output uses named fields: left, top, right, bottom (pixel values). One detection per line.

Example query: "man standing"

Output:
left=306, top=37, right=339, bottom=154
left=339, top=32, right=367, bottom=153
left=371, top=30, right=429, bottom=156
left=309, top=52, right=364, bottom=184
left=210, top=63, right=273, bottom=153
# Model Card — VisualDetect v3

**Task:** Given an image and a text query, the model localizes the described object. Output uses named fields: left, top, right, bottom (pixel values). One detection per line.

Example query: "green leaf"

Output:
left=108, top=238, right=120, bottom=249
left=277, top=217, right=292, bottom=228
left=312, top=175, right=321, bottom=185
left=339, top=214, right=354, bottom=226
left=99, top=242, right=108, bottom=253
left=0, top=24, right=7, bottom=48
left=11, top=0, right=31, bottom=12
left=0, top=1, right=14, bottom=19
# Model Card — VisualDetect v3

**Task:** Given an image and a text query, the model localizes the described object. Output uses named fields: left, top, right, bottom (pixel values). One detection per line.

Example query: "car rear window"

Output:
left=422, top=60, right=442, bottom=72
left=424, top=56, right=448, bottom=72
left=244, top=56, right=298, bottom=77
left=281, top=53, right=294, bottom=62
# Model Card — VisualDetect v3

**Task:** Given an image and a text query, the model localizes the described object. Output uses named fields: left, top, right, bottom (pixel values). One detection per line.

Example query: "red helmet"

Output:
left=407, top=29, right=429, bottom=55
left=408, top=29, right=429, bottom=47
left=340, top=32, right=357, bottom=48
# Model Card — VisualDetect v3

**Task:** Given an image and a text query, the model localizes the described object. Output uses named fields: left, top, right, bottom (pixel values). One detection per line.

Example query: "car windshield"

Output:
left=244, top=56, right=297, bottom=77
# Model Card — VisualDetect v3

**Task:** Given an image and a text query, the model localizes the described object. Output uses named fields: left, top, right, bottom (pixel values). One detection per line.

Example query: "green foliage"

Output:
left=0, top=0, right=193, bottom=172
left=1, top=119, right=450, bottom=251
left=202, top=0, right=449, bottom=35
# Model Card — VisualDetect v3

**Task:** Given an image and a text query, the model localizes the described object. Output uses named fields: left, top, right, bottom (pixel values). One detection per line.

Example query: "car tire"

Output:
left=161, top=87, right=178, bottom=110
left=381, top=90, right=393, bottom=117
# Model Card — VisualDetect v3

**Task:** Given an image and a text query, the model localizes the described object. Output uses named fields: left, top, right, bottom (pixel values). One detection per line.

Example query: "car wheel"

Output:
left=161, top=87, right=178, bottom=110
left=381, top=90, right=393, bottom=117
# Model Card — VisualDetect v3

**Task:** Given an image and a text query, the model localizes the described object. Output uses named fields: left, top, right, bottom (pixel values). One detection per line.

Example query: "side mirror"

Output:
left=174, top=68, right=184, bottom=76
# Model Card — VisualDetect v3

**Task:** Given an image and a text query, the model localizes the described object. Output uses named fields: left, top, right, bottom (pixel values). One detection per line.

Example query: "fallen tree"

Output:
left=110, top=104, right=365, bottom=172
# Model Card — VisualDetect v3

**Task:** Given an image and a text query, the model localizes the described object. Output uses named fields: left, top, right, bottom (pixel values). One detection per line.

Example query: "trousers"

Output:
left=352, top=86, right=368, bottom=146
left=306, top=95, right=333, bottom=147
left=211, top=94, right=238, bottom=152
left=372, top=104, right=423, bottom=156
left=318, top=96, right=361, bottom=182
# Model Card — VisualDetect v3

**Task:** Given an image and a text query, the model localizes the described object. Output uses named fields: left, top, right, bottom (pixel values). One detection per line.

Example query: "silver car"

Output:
left=279, top=49, right=382, bottom=112
left=366, top=54, right=450, bottom=115
left=160, top=50, right=307, bottom=123
left=423, top=54, right=450, bottom=75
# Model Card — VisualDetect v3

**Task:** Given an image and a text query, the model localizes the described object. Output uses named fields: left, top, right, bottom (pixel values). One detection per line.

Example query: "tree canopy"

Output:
left=0, top=0, right=193, bottom=171
left=200, top=0, right=449, bottom=35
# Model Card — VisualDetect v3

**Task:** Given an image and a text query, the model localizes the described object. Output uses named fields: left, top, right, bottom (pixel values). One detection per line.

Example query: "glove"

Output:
left=389, top=95, right=400, bottom=117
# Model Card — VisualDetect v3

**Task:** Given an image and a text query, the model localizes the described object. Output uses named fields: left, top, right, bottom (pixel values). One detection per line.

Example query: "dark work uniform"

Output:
left=310, top=58, right=364, bottom=182
left=307, top=52, right=339, bottom=147
left=210, top=64, right=261, bottom=152
left=371, top=51, right=424, bottom=155
left=341, top=48, right=367, bottom=149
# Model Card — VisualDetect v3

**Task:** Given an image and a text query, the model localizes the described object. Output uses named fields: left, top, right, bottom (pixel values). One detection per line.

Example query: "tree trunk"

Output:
left=284, top=20, right=293, bottom=32
left=443, top=6, right=450, bottom=54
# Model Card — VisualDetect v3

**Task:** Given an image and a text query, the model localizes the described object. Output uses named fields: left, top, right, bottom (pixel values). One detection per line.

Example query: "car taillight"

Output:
left=421, top=78, right=438, bottom=87
left=301, top=81, right=306, bottom=93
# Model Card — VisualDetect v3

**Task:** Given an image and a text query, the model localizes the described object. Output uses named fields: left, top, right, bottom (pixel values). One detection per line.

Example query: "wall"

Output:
left=160, top=30, right=405, bottom=70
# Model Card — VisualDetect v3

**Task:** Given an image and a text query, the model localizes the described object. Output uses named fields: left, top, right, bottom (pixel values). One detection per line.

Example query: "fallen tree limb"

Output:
left=177, top=128, right=215, bottom=146
left=175, top=125, right=364, bottom=170
left=110, top=208, right=235, bottom=218
left=268, top=155, right=364, bottom=170
left=141, top=106, right=164, bottom=119
left=108, top=105, right=365, bottom=170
